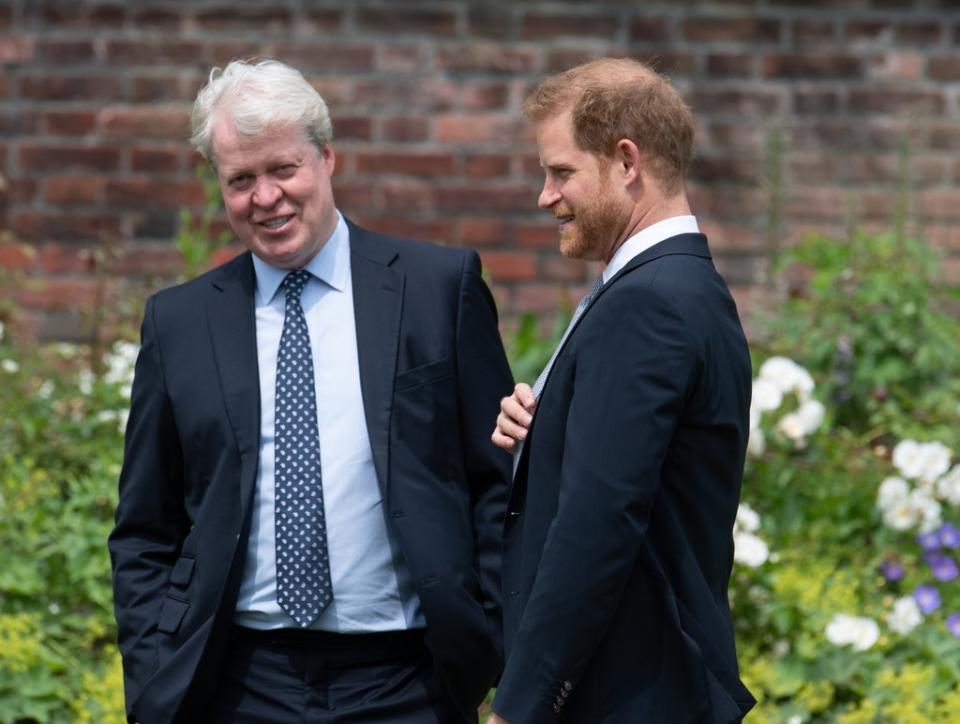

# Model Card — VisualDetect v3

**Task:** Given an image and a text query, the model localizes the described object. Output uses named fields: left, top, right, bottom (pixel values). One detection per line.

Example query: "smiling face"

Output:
left=212, top=116, right=338, bottom=270
left=535, top=110, right=628, bottom=262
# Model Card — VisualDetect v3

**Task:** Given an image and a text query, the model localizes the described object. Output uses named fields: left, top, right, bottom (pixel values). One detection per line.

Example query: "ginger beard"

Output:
left=555, top=168, right=627, bottom=262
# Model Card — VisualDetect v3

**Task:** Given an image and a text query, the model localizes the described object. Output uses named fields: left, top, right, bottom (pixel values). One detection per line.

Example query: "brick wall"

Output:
left=2, top=0, right=959, bottom=341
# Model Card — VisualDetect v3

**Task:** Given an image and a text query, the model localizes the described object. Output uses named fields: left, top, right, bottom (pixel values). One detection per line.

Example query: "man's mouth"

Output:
left=259, top=214, right=294, bottom=229
left=556, top=214, right=574, bottom=228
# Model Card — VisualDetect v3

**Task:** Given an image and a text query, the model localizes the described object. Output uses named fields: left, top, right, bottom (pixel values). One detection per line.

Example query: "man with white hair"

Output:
left=109, top=59, right=513, bottom=723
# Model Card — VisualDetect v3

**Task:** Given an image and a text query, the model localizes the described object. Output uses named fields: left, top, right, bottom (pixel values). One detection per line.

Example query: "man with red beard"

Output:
left=489, top=58, right=756, bottom=723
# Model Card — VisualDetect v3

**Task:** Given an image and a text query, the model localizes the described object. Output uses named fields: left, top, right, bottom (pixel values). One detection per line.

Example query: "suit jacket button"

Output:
left=561, top=689, right=569, bottom=698
left=563, top=680, right=573, bottom=691
left=553, top=703, right=561, bottom=713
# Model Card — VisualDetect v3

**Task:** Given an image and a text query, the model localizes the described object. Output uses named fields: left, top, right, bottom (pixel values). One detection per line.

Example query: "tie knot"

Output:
left=283, top=270, right=311, bottom=302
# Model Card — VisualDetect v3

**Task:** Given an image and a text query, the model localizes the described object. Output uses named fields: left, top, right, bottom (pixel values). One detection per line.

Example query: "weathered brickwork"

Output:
left=1, top=0, right=959, bottom=340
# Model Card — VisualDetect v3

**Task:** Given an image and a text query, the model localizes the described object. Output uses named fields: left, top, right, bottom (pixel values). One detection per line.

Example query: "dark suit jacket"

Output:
left=494, top=234, right=756, bottom=723
left=108, top=221, right=514, bottom=723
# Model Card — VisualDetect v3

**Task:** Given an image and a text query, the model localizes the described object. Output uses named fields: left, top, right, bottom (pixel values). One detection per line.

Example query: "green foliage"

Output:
left=738, top=230, right=960, bottom=722
left=176, top=163, right=232, bottom=279
left=504, top=310, right=570, bottom=385
left=0, top=336, right=129, bottom=722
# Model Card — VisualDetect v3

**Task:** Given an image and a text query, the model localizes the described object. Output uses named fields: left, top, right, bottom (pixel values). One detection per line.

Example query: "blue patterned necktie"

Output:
left=275, top=269, right=333, bottom=627
left=514, top=276, right=604, bottom=475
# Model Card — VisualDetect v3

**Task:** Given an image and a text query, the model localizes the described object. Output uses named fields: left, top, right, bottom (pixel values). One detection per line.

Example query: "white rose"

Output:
left=736, top=503, right=761, bottom=533
left=795, top=399, right=825, bottom=434
left=886, top=596, right=922, bottom=635
left=910, top=488, right=942, bottom=533
left=825, top=613, right=879, bottom=651
left=776, top=411, right=808, bottom=444
left=877, top=476, right=910, bottom=511
left=747, top=426, right=766, bottom=457
left=759, top=357, right=814, bottom=399
left=917, top=442, right=952, bottom=485
left=893, top=439, right=925, bottom=480
left=0, top=319, right=5, bottom=341
left=1, top=359, right=19, bottom=373
left=937, top=466, right=960, bottom=506
left=882, top=499, right=918, bottom=531
left=752, top=378, right=783, bottom=413
left=733, top=531, right=769, bottom=568
left=78, top=369, right=95, bottom=395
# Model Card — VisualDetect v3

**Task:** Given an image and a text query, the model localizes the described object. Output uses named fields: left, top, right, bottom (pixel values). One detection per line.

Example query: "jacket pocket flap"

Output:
left=169, top=556, right=196, bottom=586
left=157, top=596, right=189, bottom=634
left=395, top=356, right=452, bottom=391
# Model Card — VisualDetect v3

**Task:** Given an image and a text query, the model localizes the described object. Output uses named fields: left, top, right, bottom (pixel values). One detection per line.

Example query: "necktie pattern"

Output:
left=514, top=275, right=604, bottom=474
left=275, top=269, right=333, bottom=627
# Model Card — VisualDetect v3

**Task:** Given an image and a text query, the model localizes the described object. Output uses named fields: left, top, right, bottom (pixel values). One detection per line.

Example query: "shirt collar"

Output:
left=252, top=211, right=350, bottom=306
left=602, top=215, right=700, bottom=284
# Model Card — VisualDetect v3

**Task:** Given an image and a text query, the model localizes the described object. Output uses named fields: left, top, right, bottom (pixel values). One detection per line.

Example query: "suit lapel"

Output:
left=205, top=252, right=261, bottom=521
left=348, top=222, right=404, bottom=496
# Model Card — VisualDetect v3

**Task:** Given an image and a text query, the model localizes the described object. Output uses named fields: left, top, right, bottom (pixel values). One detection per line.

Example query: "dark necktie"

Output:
left=514, top=275, right=604, bottom=474
left=275, top=269, right=333, bottom=627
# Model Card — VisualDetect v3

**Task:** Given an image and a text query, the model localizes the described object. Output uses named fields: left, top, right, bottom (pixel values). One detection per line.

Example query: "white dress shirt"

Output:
left=602, top=215, right=700, bottom=284
left=235, top=213, right=424, bottom=632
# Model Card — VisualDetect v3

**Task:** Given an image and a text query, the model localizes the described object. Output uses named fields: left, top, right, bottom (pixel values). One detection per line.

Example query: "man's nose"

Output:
left=251, top=176, right=282, bottom=207
left=538, top=179, right=560, bottom=210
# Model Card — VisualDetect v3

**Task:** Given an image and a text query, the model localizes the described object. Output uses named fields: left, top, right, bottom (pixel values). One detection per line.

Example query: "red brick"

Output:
left=208, top=41, right=263, bottom=67
left=351, top=217, right=453, bottom=245
left=335, top=117, right=373, bottom=141
left=848, top=89, right=944, bottom=114
left=460, top=82, right=510, bottom=110
left=690, top=156, right=761, bottom=185
left=468, top=7, right=515, bottom=38
left=91, top=4, right=126, bottom=26
left=479, top=251, right=538, bottom=281
left=706, top=54, right=754, bottom=77
left=18, top=144, right=120, bottom=172
left=380, top=117, right=429, bottom=143
left=195, top=6, right=292, bottom=30
left=929, top=56, right=960, bottom=81
left=44, top=110, right=96, bottom=135
left=630, top=17, right=672, bottom=42
left=464, top=154, right=511, bottom=179
left=437, top=45, right=538, bottom=73
left=436, top=114, right=520, bottom=143
left=21, top=75, right=122, bottom=101
left=17, top=278, right=101, bottom=310
left=376, top=45, right=428, bottom=74
left=105, top=179, right=205, bottom=208
left=44, top=176, right=105, bottom=204
left=271, top=44, right=375, bottom=72
left=459, top=218, right=511, bottom=247
left=437, top=186, right=536, bottom=213
left=0, top=243, right=35, bottom=271
left=1, top=177, right=38, bottom=204
left=110, top=244, right=185, bottom=276
left=613, top=51, right=697, bottom=77
left=131, top=147, right=181, bottom=173
left=381, top=181, right=435, bottom=213
left=304, top=9, right=344, bottom=32
left=793, top=90, right=841, bottom=114
left=37, top=39, right=95, bottom=63
left=101, top=107, right=191, bottom=140
left=791, top=19, right=837, bottom=47
left=352, top=78, right=456, bottom=111
left=0, top=74, right=7, bottom=98
left=847, top=20, right=941, bottom=45
left=513, top=283, right=575, bottom=315
left=37, top=244, right=97, bottom=274
left=356, top=152, right=456, bottom=177
left=133, top=6, right=183, bottom=27
left=764, top=54, right=862, bottom=79
left=522, top=12, right=618, bottom=39
left=868, top=52, right=922, bottom=81
left=105, top=40, right=206, bottom=65
left=14, top=211, right=122, bottom=242
left=682, top=17, right=780, bottom=43
left=516, top=222, right=561, bottom=249
left=358, top=8, right=457, bottom=36
left=130, top=75, right=193, bottom=103
left=689, top=89, right=782, bottom=115
left=333, top=182, right=377, bottom=210
left=787, top=155, right=838, bottom=184
left=0, top=36, right=36, bottom=62
left=542, top=255, right=589, bottom=282
left=0, top=4, right=10, bottom=30
left=918, top=189, right=960, bottom=219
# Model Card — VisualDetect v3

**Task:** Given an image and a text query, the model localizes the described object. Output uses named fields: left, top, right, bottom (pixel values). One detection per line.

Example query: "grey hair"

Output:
left=190, top=59, right=333, bottom=167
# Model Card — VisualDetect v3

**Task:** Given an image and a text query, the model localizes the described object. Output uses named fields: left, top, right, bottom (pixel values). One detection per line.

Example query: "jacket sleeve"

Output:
left=107, top=295, right=190, bottom=720
left=492, top=284, right=697, bottom=724
left=455, top=251, right=514, bottom=651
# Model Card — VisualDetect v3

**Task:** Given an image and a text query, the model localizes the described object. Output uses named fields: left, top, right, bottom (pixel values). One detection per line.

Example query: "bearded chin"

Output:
left=562, top=195, right=623, bottom=262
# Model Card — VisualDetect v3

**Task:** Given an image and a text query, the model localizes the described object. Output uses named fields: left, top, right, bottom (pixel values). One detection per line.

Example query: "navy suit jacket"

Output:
left=108, top=221, right=514, bottom=723
left=494, top=234, right=756, bottom=723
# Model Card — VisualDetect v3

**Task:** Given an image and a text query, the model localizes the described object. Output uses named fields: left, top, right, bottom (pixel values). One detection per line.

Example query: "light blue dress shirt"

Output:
left=235, top=213, right=424, bottom=632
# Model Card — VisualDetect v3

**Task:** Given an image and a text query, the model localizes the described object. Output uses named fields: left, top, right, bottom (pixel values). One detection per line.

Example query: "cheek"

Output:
left=223, top=195, right=249, bottom=219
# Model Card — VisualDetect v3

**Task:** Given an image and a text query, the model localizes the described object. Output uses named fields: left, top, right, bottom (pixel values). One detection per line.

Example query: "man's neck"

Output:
left=605, top=192, right=691, bottom=263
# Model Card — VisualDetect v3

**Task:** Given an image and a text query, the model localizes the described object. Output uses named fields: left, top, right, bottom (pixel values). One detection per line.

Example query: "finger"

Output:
left=491, top=428, right=516, bottom=451
left=496, top=411, right=530, bottom=441
left=514, top=382, right=536, bottom=410
left=501, top=396, right=533, bottom=427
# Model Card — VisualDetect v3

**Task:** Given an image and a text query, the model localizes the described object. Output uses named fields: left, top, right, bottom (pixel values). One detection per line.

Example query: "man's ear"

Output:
left=615, top=138, right=642, bottom=187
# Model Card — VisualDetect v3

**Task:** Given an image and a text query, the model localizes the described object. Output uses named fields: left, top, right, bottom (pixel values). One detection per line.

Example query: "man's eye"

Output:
left=229, top=174, right=253, bottom=188
left=275, top=164, right=297, bottom=176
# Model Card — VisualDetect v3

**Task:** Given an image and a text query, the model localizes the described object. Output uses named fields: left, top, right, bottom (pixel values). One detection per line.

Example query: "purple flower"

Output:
left=929, top=554, right=960, bottom=582
left=940, top=524, right=960, bottom=550
left=914, top=585, right=942, bottom=614
left=948, top=613, right=960, bottom=638
left=880, top=560, right=904, bottom=582
left=917, top=531, right=941, bottom=551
